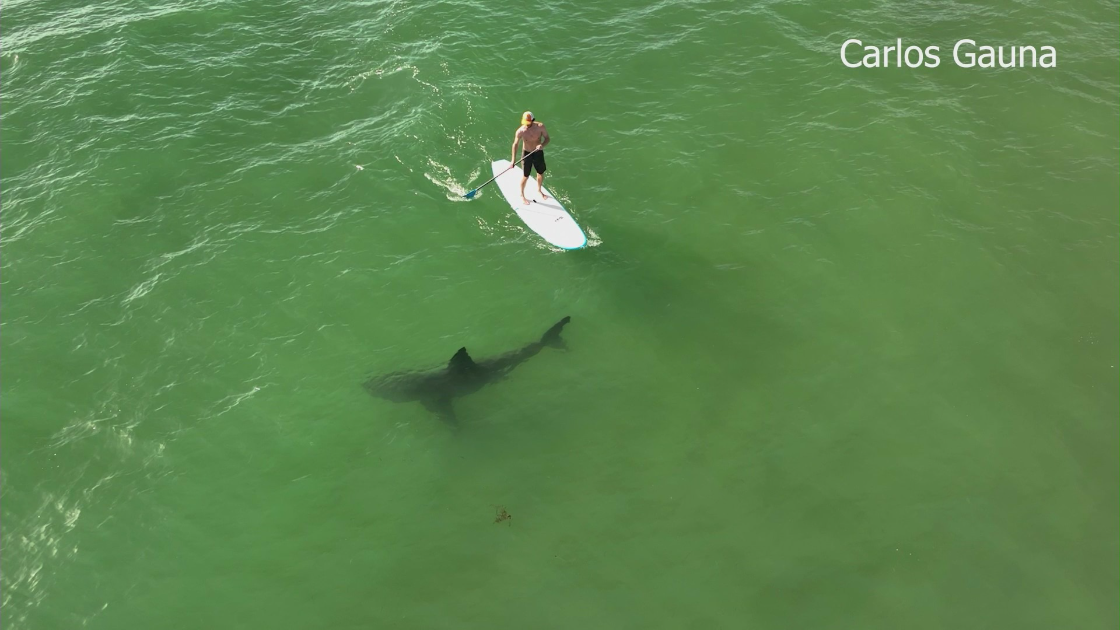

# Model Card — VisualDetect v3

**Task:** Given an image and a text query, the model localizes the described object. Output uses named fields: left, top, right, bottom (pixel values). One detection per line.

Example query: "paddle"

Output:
left=462, top=148, right=540, bottom=199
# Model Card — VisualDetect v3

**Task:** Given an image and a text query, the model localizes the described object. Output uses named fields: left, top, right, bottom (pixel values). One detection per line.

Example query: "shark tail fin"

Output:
left=540, top=316, right=571, bottom=349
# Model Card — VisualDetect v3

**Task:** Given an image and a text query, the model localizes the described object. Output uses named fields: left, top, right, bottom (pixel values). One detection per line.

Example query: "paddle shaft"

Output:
left=463, top=148, right=540, bottom=198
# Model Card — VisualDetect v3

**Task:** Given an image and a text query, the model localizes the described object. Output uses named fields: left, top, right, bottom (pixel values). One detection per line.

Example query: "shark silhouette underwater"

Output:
left=364, top=316, right=572, bottom=421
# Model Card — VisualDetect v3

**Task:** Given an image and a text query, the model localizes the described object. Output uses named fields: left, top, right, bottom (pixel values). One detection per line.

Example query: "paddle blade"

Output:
left=463, top=189, right=478, bottom=199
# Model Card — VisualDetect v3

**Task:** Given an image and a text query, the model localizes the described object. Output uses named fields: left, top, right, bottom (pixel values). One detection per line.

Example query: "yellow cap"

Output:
left=521, top=111, right=534, bottom=125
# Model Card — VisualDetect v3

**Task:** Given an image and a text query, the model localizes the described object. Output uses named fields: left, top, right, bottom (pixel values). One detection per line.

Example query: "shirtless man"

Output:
left=511, top=111, right=550, bottom=205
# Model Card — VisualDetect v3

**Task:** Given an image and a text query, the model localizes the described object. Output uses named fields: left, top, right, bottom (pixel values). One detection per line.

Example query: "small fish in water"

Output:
left=494, top=506, right=511, bottom=526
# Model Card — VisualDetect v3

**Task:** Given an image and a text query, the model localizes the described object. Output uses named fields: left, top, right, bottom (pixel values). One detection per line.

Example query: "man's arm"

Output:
left=539, top=125, right=550, bottom=150
left=511, top=129, right=523, bottom=164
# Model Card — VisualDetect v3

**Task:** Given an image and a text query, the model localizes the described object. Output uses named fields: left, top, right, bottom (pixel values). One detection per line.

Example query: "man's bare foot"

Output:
left=521, top=197, right=530, bottom=205
left=539, top=192, right=550, bottom=200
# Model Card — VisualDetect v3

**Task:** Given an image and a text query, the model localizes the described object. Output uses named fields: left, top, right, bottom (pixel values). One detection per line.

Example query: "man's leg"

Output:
left=534, top=152, right=548, bottom=200
left=519, top=176, right=530, bottom=204
left=536, top=174, right=549, bottom=200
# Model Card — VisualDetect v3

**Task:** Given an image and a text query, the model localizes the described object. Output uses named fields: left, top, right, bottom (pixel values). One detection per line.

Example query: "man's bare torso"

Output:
left=516, top=122, right=546, bottom=150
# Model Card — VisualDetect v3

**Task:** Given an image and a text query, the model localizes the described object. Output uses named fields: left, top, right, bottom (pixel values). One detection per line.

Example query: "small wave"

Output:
left=424, top=157, right=479, bottom=201
left=120, top=273, right=162, bottom=306
left=584, top=228, right=603, bottom=248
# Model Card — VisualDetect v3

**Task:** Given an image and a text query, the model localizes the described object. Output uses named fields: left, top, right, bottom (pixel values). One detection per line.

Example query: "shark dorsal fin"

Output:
left=449, top=347, right=478, bottom=372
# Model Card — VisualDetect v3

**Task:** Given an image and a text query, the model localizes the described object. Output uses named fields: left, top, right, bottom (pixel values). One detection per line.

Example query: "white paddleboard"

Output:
left=490, top=160, right=587, bottom=250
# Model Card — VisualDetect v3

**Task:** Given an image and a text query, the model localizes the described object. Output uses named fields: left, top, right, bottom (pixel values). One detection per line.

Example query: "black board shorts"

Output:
left=522, top=149, right=546, bottom=176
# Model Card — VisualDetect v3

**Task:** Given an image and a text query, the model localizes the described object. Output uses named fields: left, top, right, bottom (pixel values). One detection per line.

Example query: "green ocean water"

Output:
left=2, top=0, right=1117, bottom=627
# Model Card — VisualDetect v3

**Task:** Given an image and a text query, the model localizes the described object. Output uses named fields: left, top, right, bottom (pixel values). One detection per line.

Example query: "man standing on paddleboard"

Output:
left=511, top=111, right=550, bottom=205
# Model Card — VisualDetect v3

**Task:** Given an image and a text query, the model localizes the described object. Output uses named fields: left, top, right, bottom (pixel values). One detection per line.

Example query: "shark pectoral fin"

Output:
left=422, top=398, right=458, bottom=424
left=449, top=347, right=479, bottom=372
